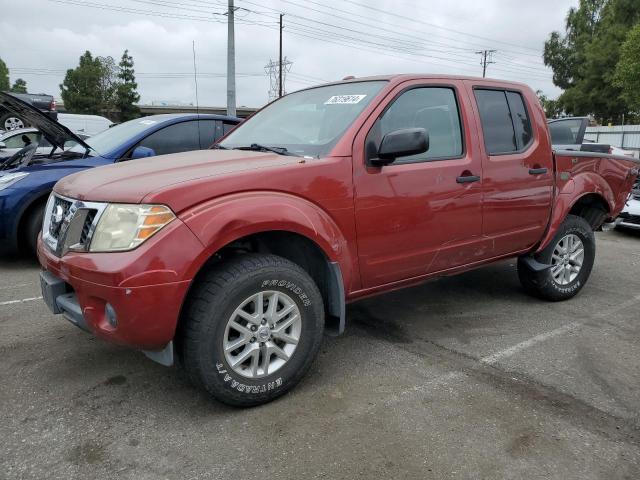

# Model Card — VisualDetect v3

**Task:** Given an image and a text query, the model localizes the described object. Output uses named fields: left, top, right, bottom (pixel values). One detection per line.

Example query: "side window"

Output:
left=223, top=121, right=237, bottom=135
left=506, top=91, right=533, bottom=149
left=474, top=89, right=517, bottom=154
left=137, top=121, right=201, bottom=156
left=548, top=118, right=583, bottom=145
left=4, top=132, right=41, bottom=148
left=196, top=120, right=218, bottom=148
left=369, top=87, right=463, bottom=164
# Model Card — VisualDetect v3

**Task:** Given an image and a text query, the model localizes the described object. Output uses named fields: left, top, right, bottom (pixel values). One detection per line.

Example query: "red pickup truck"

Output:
left=37, top=75, right=639, bottom=406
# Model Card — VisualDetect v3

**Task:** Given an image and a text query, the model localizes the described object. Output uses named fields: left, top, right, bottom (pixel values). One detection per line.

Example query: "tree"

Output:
left=543, top=0, right=640, bottom=121
left=10, top=78, right=27, bottom=93
left=60, top=51, right=117, bottom=116
left=0, top=58, right=9, bottom=92
left=536, top=90, right=564, bottom=118
left=614, top=23, right=640, bottom=112
left=115, top=50, right=140, bottom=121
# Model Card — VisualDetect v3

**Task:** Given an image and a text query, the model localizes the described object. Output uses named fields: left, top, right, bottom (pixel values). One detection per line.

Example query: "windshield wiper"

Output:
left=233, top=143, right=299, bottom=156
left=210, top=143, right=228, bottom=150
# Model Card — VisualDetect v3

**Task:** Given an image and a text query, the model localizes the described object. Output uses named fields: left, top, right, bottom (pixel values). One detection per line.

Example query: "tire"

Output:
left=178, top=254, right=325, bottom=407
left=518, top=214, right=595, bottom=301
left=0, top=112, right=27, bottom=131
left=25, top=204, right=45, bottom=255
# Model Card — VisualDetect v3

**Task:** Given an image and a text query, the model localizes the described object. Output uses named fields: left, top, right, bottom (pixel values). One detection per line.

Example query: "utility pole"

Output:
left=279, top=13, right=284, bottom=98
left=226, top=0, right=236, bottom=116
left=475, top=49, right=496, bottom=78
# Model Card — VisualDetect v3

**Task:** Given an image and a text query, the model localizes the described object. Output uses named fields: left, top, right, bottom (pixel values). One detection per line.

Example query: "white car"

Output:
left=0, top=127, right=54, bottom=160
left=618, top=175, right=640, bottom=230
left=57, top=113, right=113, bottom=137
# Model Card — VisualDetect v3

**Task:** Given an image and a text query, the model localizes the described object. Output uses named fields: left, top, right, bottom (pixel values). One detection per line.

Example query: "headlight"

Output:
left=90, top=204, right=175, bottom=252
left=0, top=172, right=29, bottom=190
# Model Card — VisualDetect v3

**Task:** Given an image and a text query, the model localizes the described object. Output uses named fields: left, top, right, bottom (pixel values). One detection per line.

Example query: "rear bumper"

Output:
left=36, top=219, right=205, bottom=350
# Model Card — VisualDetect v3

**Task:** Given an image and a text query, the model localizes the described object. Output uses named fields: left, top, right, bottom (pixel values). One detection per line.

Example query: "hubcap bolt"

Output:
left=261, top=319, right=267, bottom=325
left=250, top=337, right=256, bottom=343
left=251, top=325, right=257, bottom=331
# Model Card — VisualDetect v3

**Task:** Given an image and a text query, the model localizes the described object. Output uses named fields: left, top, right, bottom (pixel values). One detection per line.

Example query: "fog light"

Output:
left=105, top=303, right=118, bottom=327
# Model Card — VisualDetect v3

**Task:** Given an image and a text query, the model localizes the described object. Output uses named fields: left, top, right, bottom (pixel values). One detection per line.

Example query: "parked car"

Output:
left=0, top=91, right=241, bottom=255
left=0, top=127, right=54, bottom=160
left=617, top=175, right=640, bottom=230
left=37, top=75, right=639, bottom=407
left=548, top=117, right=635, bottom=156
left=57, top=113, right=113, bottom=137
left=0, top=92, right=57, bottom=131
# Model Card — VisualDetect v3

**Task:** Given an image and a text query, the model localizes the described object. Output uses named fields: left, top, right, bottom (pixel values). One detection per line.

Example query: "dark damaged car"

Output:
left=0, top=92, right=240, bottom=254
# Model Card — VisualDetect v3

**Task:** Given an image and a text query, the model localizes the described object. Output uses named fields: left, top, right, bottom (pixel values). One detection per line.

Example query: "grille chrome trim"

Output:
left=42, top=193, right=108, bottom=256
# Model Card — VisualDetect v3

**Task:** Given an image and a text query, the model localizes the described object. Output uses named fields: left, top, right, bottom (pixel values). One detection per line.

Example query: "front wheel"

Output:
left=518, top=215, right=595, bottom=301
left=178, top=254, right=325, bottom=407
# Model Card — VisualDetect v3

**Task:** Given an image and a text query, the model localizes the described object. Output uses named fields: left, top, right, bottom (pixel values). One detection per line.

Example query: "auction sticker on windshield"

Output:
left=325, top=95, right=367, bottom=105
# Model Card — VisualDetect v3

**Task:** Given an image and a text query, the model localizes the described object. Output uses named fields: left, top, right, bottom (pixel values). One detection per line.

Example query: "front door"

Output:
left=353, top=81, right=488, bottom=289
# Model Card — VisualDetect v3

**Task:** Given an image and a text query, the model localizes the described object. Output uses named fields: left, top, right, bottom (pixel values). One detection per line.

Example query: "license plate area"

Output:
left=40, top=270, right=68, bottom=314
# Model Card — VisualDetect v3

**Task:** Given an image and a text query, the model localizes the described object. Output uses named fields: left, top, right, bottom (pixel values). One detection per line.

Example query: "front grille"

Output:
left=79, top=210, right=96, bottom=246
left=43, top=194, right=106, bottom=256
left=48, top=196, right=72, bottom=240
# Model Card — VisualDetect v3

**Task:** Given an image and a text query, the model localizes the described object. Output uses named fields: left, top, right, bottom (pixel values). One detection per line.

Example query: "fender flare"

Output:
left=180, top=191, right=355, bottom=332
left=536, top=172, right=614, bottom=253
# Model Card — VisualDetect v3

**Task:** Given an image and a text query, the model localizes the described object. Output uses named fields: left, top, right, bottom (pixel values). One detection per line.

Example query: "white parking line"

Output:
left=480, top=294, right=640, bottom=365
left=480, top=321, right=581, bottom=365
left=0, top=296, right=43, bottom=306
left=0, top=283, right=33, bottom=291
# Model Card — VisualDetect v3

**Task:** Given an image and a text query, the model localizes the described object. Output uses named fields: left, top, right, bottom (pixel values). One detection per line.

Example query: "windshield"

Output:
left=68, top=117, right=158, bottom=157
left=220, top=81, right=387, bottom=157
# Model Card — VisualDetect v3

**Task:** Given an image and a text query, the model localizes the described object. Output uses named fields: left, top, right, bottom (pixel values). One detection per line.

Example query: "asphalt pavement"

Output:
left=1, top=229, right=639, bottom=479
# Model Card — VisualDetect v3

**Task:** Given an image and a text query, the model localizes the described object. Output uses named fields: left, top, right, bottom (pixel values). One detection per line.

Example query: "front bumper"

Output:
left=37, top=218, right=205, bottom=351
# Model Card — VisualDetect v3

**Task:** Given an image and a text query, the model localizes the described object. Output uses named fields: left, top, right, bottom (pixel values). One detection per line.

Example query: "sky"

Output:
left=1, top=0, right=578, bottom=108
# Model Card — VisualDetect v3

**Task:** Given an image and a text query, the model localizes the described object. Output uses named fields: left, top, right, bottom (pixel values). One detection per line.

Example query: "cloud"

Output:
left=1, top=0, right=577, bottom=107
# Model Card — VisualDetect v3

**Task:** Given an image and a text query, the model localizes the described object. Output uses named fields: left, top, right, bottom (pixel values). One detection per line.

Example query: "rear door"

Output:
left=469, top=84, right=554, bottom=255
left=353, top=80, right=488, bottom=288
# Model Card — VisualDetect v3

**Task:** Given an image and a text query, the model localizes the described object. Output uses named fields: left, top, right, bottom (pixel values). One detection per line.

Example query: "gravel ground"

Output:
left=1, top=229, right=639, bottom=480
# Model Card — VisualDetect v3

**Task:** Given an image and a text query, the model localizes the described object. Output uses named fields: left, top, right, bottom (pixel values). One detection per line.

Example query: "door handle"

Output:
left=456, top=175, right=481, bottom=184
left=528, top=167, right=548, bottom=175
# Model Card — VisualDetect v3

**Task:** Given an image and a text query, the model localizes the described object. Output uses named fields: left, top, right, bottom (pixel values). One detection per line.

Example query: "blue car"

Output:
left=0, top=92, right=241, bottom=254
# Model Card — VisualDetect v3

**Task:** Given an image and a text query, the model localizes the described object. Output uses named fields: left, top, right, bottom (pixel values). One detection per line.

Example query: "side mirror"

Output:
left=370, top=128, right=429, bottom=167
left=131, top=146, right=155, bottom=159
left=0, top=142, right=5, bottom=149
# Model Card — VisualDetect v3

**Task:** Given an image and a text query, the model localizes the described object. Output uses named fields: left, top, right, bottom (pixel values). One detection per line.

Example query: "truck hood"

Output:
left=54, top=149, right=303, bottom=205
left=0, top=92, right=90, bottom=151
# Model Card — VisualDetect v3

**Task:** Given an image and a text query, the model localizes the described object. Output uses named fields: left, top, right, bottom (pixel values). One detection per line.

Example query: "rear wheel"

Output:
left=178, top=254, right=324, bottom=407
left=518, top=215, right=595, bottom=301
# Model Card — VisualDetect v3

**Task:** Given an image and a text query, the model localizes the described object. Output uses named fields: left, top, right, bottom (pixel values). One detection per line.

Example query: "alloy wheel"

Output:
left=223, top=290, right=302, bottom=378
left=550, top=233, right=584, bottom=285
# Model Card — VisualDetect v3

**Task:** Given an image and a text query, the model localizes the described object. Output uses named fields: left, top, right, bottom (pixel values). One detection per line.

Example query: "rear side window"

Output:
left=474, top=90, right=517, bottom=154
left=506, top=92, right=533, bottom=149
left=138, top=121, right=201, bottom=156
left=195, top=120, right=218, bottom=148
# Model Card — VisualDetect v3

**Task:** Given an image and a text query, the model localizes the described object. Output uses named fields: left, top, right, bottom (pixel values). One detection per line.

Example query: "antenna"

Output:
left=192, top=40, right=201, bottom=146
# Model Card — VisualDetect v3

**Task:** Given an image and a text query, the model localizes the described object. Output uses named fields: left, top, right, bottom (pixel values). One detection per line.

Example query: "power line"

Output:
left=476, top=50, right=496, bottom=78
left=44, top=0, right=555, bottom=84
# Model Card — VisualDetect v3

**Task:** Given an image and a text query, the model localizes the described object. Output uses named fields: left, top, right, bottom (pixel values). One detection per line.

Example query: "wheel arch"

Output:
left=14, top=189, right=51, bottom=249
left=178, top=192, right=355, bottom=336
left=536, top=187, right=611, bottom=253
